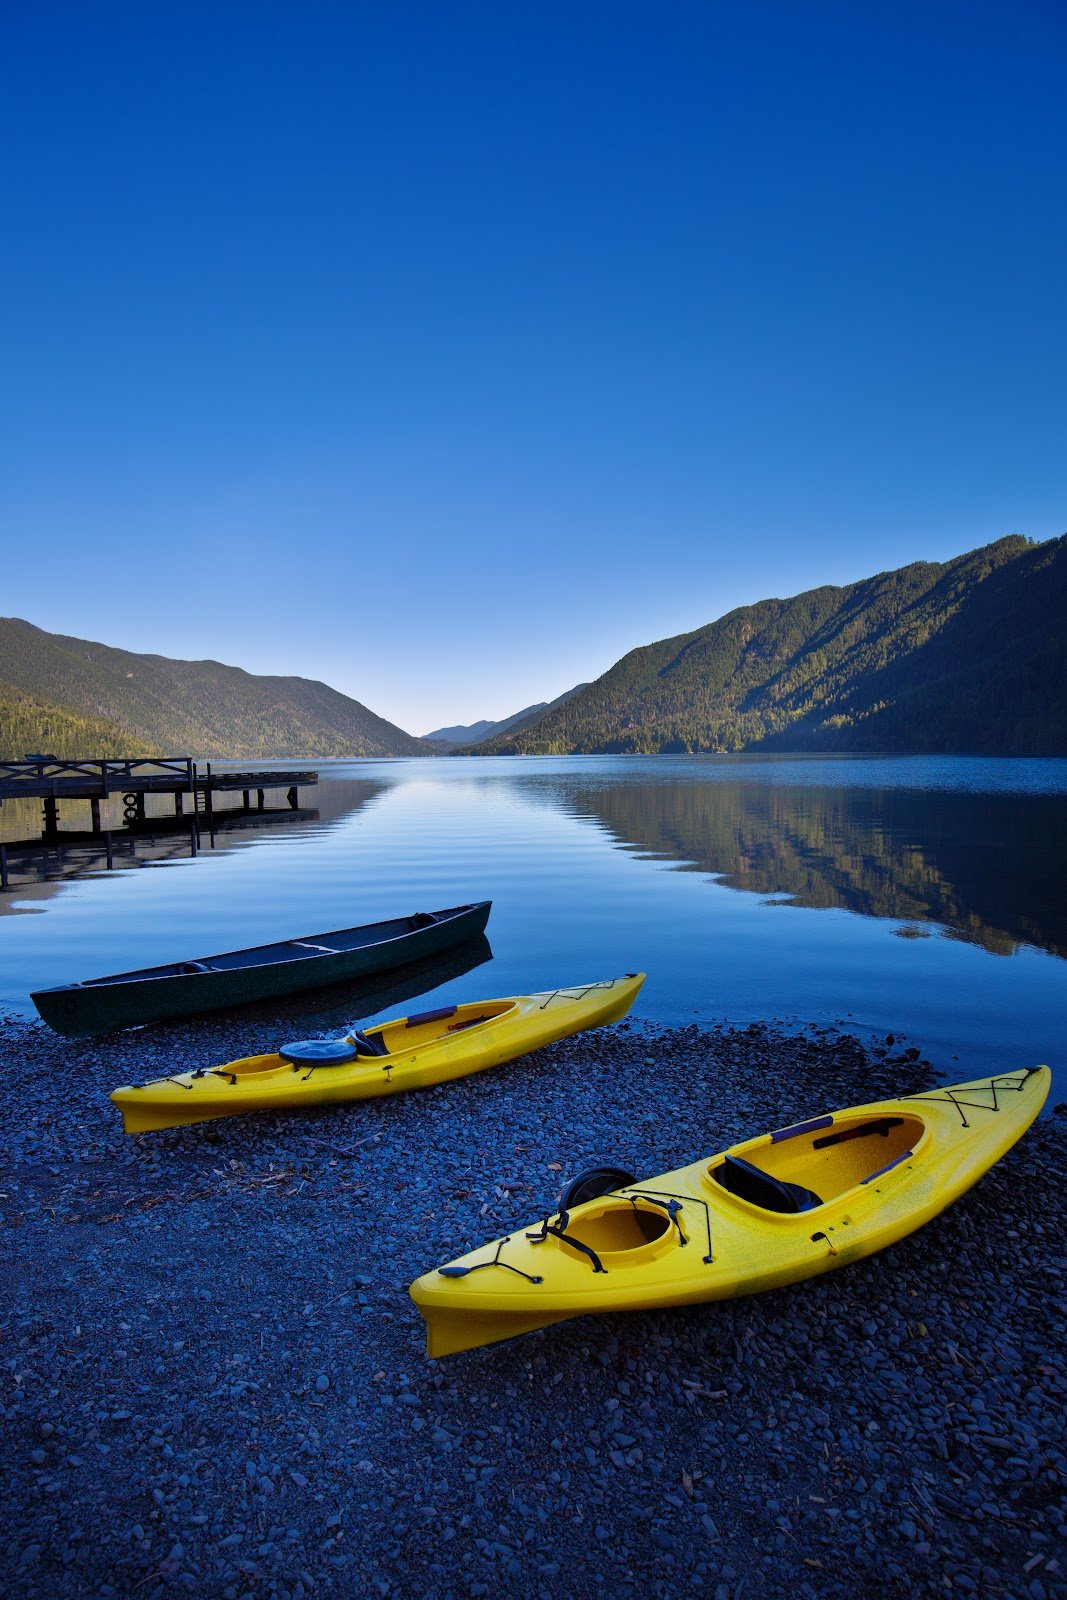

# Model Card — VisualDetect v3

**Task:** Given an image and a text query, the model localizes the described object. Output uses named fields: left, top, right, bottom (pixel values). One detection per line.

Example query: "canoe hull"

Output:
left=410, top=1065, right=1050, bottom=1357
left=111, top=974, right=646, bottom=1132
left=32, top=901, right=491, bottom=1037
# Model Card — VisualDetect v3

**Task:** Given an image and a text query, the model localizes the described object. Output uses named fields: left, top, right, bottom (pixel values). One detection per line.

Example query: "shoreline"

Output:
left=2, top=1009, right=1064, bottom=1599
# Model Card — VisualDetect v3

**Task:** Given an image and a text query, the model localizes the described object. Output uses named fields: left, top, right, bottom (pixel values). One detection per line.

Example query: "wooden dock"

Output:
left=0, top=757, right=318, bottom=888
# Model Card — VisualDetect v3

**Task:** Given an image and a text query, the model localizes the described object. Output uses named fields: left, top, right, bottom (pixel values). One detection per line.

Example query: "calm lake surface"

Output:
left=2, top=754, right=1065, bottom=1107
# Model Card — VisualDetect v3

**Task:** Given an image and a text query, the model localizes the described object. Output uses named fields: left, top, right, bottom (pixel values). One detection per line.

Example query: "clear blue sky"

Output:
left=2, top=2, right=1064, bottom=735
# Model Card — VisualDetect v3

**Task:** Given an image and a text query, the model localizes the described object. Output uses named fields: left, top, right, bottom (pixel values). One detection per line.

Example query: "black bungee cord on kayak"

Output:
left=620, top=1187, right=716, bottom=1265
left=525, top=1187, right=713, bottom=1274
left=623, top=1192, right=688, bottom=1245
left=526, top=1210, right=609, bottom=1273
left=128, top=1071, right=203, bottom=1092
left=902, top=1068, right=1043, bottom=1129
left=437, top=1237, right=544, bottom=1286
left=535, top=979, right=619, bottom=1012
left=435, top=1184, right=712, bottom=1285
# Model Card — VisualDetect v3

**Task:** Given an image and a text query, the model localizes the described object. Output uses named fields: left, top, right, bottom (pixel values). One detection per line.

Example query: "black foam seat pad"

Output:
left=348, top=1029, right=390, bottom=1058
left=715, top=1154, right=823, bottom=1214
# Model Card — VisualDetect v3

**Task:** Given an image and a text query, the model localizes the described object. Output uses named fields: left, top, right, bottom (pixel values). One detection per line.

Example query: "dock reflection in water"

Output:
left=0, top=777, right=390, bottom=911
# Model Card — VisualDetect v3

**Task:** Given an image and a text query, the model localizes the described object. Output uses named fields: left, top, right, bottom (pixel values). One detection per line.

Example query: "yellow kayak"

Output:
left=111, top=973, right=645, bottom=1133
left=410, top=1064, right=1049, bottom=1358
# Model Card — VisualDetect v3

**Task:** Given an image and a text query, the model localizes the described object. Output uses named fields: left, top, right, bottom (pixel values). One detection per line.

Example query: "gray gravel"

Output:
left=1, top=1005, right=1064, bottom=1600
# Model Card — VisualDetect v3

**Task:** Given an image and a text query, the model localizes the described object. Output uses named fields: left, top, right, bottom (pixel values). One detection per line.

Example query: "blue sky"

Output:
left=2, top=2, right=1064, bottom=735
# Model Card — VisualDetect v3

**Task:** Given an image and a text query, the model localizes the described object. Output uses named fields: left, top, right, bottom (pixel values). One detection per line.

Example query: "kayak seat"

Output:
left=715, top=1154, right=823, bottom=1214
left=280, top=1039, right=360, bottom=1067
left=348, top=1029, right=390, bottom=1058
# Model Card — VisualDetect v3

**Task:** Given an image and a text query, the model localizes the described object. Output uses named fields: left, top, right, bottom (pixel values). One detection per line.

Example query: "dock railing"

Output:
left=0, top=757, right=196, bottom=798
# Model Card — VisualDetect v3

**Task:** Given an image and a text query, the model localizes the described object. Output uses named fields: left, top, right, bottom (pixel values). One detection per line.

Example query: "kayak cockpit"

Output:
left=553, top=1199, right=676, bottom=1261
left=181, top=1000, right=519, bottom=1088
left=371, top=999, right=516, bottom=1053
left=708, top=1111, right=926, bottom=1213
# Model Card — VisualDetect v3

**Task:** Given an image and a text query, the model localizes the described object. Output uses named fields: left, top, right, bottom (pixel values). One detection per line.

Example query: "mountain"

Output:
left=0, top=678, right=155, bottom=761
left=424, top=719, right=501, bottom=745
left=0, top=618, right=427, bottom=759
left=452, top=684, right=590, bottom=751
left=475, top=535, right=1067, bottom=756
left=426, top=686, right=588, bottom=747
left=424, top=703, right=548, bottom=745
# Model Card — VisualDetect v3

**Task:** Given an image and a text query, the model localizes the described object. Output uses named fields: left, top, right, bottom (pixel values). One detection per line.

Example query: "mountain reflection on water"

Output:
left=558, top=776, right=1067, bottom=960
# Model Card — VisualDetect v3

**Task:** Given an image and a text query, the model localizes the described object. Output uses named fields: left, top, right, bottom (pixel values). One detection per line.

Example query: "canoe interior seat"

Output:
left=178, top=960, right=214, bottom=974
left=715, top=1154, right=823, bottom=1213
left=411, top=912, right=439, bottom=928
left=347, top=1029, right=390, bottom=1058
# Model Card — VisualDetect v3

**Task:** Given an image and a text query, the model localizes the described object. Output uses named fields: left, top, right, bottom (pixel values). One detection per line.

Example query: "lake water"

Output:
left=2, top=754, right=1065, bottom=1107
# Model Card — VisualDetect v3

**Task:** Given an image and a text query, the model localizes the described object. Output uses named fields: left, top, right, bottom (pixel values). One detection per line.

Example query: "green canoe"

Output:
left=30, top=900, right=492, bottom=1037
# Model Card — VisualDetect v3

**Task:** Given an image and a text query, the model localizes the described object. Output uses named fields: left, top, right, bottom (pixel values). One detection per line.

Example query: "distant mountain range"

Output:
left=0, top=619, right=425, bottom=760
left=425, top=686, right=588, bottom=747
left=475, top=534, right=1067, bottom=756
left=4, top=534, right=1064, bottom=762
left=424, top=703, right=548, bottom=745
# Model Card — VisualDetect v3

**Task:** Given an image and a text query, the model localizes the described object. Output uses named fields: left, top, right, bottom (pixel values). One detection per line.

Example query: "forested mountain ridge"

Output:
left=476, top=535, right=1067, bottom=756
left=0, top=619, right=426, bottom=759
left=0, top=679, right=154, bottom=761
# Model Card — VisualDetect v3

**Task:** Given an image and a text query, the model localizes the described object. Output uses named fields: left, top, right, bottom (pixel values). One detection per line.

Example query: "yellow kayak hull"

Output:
left=111, top=974, right=645, bottom=1133
left=410, top=1065, right=1049, bottom=1358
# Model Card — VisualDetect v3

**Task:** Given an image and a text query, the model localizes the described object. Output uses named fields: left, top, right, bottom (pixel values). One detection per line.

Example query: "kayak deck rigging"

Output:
left=900, top=1069, right=1046, bottom=1126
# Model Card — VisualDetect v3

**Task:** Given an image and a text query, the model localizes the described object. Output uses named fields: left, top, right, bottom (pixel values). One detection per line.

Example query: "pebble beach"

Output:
left=2, top=1007, right=1064, bottom=1600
